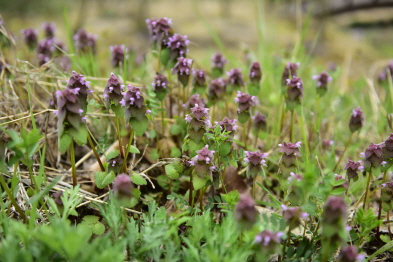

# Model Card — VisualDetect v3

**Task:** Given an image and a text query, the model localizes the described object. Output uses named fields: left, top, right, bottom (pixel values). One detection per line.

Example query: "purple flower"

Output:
left=21, top=28, right=38, bottom=50
left=183, top=94, right=206, bottom=110
left=378, top=61, right=393, bottom=82
left=152, top=73, right=169, bottom=100
left=345, top=160, right=363, bottom=181
left=190, top=104, right=209, bottom=121
left=192, top=69, right=207, bottom=87
left=349, top=107, right=364, bottom=133
left=73, top=29, right=97, bottom=54
left=42, top=22, right=56, bottom=39
left=67, top=71, right=92, bottom=112
left=145, top=17, right=173, bottom=46
left=167, top=33, right=190, bottom=60
left=323, top=196, right=347, bottom=225
left=381, top=181, right=393, bottom=212
left=227, top=68, right=245, bottom=87
left=244, top=151, right=268, bottom=177
left=106, top=154, right=124, bottom=174
left=104, top=73, right=124, bottom=108
left=191, top=145, right=216, bottom=176
left=234, top=194, right=258, bottom=229
left=285, top=76, right=304, bottom=109
left=252, top=112, right=267, bottom=131
left=113, top=174, right=133, bottom=199
left=234, top=91, right=257, bottom=113
left=216, top=117, right=238, bottom=133
left=278, top=142, right=301, bottom=168
left=322, top=139, right=334, bottom=150
left=56, top=88, right=84, bottom=135
left=382, top=133, right=393, bottom=161
left=282, top=205, right=308, bottom=228
left=249, top=62, right=262, bottom=83
left=313, top=71, right=332, bottom=89
left=110, top=45, right=128, bottom=68
left=338, top=246, right=363, bottom=262
left=362, top=142, right=385, bottom=170
left=37, top=39, right=54, bottom=66
left=208, top=78, right=227, bottom=101
left=288, top=172, right=303, bottom=182
left=120, top=85, right=148, bottom=122
left=255, top=230, right=283, bottom=252
left=281, top=62, right=300, bottom=86
left=211, top=52, right=227, bottom=76
left=171, top=57, right=193, bottom=86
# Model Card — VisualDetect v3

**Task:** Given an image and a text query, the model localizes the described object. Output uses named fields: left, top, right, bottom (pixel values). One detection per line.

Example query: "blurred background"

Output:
left=1, top=0, right=393, bottom=77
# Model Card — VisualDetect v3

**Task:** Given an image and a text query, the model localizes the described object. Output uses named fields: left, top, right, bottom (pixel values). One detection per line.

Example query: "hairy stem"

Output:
left=70, top=141, right=77, bottom=187
left=87, top=133, right=105, bottom=172
left=363, top=169, right=372, bottom=210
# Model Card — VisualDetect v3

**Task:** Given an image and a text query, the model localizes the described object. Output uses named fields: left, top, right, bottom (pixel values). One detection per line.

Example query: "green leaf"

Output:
left=94, top=171, right=116, bottom=189
left=106, top=150, right=119, bottom=160
left=69, top=124, right=88, bottom=145
left=247, top=82, right=260, bottom=96
left=92, top=222, right=105, bottom=235
left=367, top=239, right=393, bottom=261
left=59, top=133, right=72, bottom=154
left=150, top=149, right=159, bottom=161
left=129, top=188, right=141, bottom=207
left=331, top=187, right=346, bottom=195
left=219, top=141, right=232, bottom=157
left=129, top=145, right=140, bottom=154
left=165, top=164, right=180, bottom=179
left=82, top=215, right=99, bottom=225
left=149, top=129, right=156, bottom=139
left=192, top=175, right=207, bottom=191
left=380, top=234, right=391, bottom=244
left=237, top=111, right=250, bottom=124
left=170, top=124, right=183, bottom=135
left=170, top=147, right=181, bottom=157
left=131, top=173, right=147, bottom=185
left=130, top=116, right=149, bottom=136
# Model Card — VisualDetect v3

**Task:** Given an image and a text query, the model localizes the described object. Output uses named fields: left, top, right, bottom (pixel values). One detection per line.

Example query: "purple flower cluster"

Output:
left=345, top=160, right=363, bottom=181
left=323, top=196, right=347, bottom=225
left=55, top=88, right=85, bottom=135
left=73, top=29, right=97, bottom=54
left=110, top=45, right=128, bottom=68
left=42, top=22, right=56, bottom=39
left=278, top=141, right=301, bottom=168
left=113, top=174, right=133, bottom=199
left=208, top=78, right=227, bottom=101
left=338, top=246, right=363, bottom=262
left=381, top=181, right=393, bottom=212
left=188, top=145, right=216, bottom=176
left=244, top=150, right=268, bottom=177
left=227, top=68, right=245, bottom=87
left=211, top=52, right=227, bottom=76
left=234, top=194, right=258, bottom=229
left=313, top=71, right=332, bottom=93
left=185, top=104, right=211, bottom=142
left=349, top=107, right=364, bottom=133
left=281, top=62, right=300, bottom=86
left=167, top=33, right=190, bottom=60
left=120, top=85, right=148, bottom=122
left=249, top=62, right=262, bottom=83
left=104, top=73, right=124, bottom=108
left=171, top=57, right=193, bottom=86
left=216, top=117, right=238, bottom=133
left=67, top=71, right=93, bottom=112
left=152, top=73, right=169, bottom=100
left=21, top=28, right=38, bottom=50
left=382, top=133, right=393, bottom=162
left=234, top=91, right=257, bottom=113
left=146, top=17, right=173, bottom=46
left=361, top=143, right=386, bottom=170
left=37, top=38, right=53, bottom=65
left=285, top=76, right=304, bottom=109
left=183, top=94, right=206, bottom=110
left=282, top=205, right=308, bottom=228
left=252, top=112, right=267, bottom=131
left=255, top=230, right=283, bottom=252
left=192, top=69, right=207, bottom=88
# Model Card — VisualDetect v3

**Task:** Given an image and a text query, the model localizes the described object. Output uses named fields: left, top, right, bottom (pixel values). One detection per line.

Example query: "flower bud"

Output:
left=110, top=45, right=128, bottom=68
left=113, top=174, right=133, bottom=199
left=313, top=71, right=332, bottom=96
left=235, top=194, right=258, bottom=229
left=349, top=107, right=364, bottom=133
left=42, top=22, right=56, bottom=39
left=21, top=28, right=38, bottom=50
left=249, top=62, right=262, bottom=83
left=211, top=52, right=227, bottom=77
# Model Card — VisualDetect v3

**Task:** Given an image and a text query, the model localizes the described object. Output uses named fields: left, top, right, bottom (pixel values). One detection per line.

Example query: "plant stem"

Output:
left=161, top=100, right=165, bottom=135
left=377, top=171, right=388, bottom=234
left=87, top=133, right=105, bottom=172
left=363, top=169, right=372, bottom=210
left=189, top=171, right=194, bottom=207
left=333, top=132, right=354, bottom=172
left=121, top=128, right=134, bottom=173
left=252, top=176, right=256, bottom=199
left=388, top=211, right=393, bottom=240
left=282, top=225, right=292, bottom=260
left=289, top=110, right=294, bottom=141
left=115, top=116, right=125, bottom=159
left=70, top=141, right=77, bottom=187
left=0, top=174, right=28, bottom=223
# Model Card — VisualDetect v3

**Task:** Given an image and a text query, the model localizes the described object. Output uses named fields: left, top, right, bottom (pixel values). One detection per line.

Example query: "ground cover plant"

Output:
left=1, top=3, right=393, bottom=261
